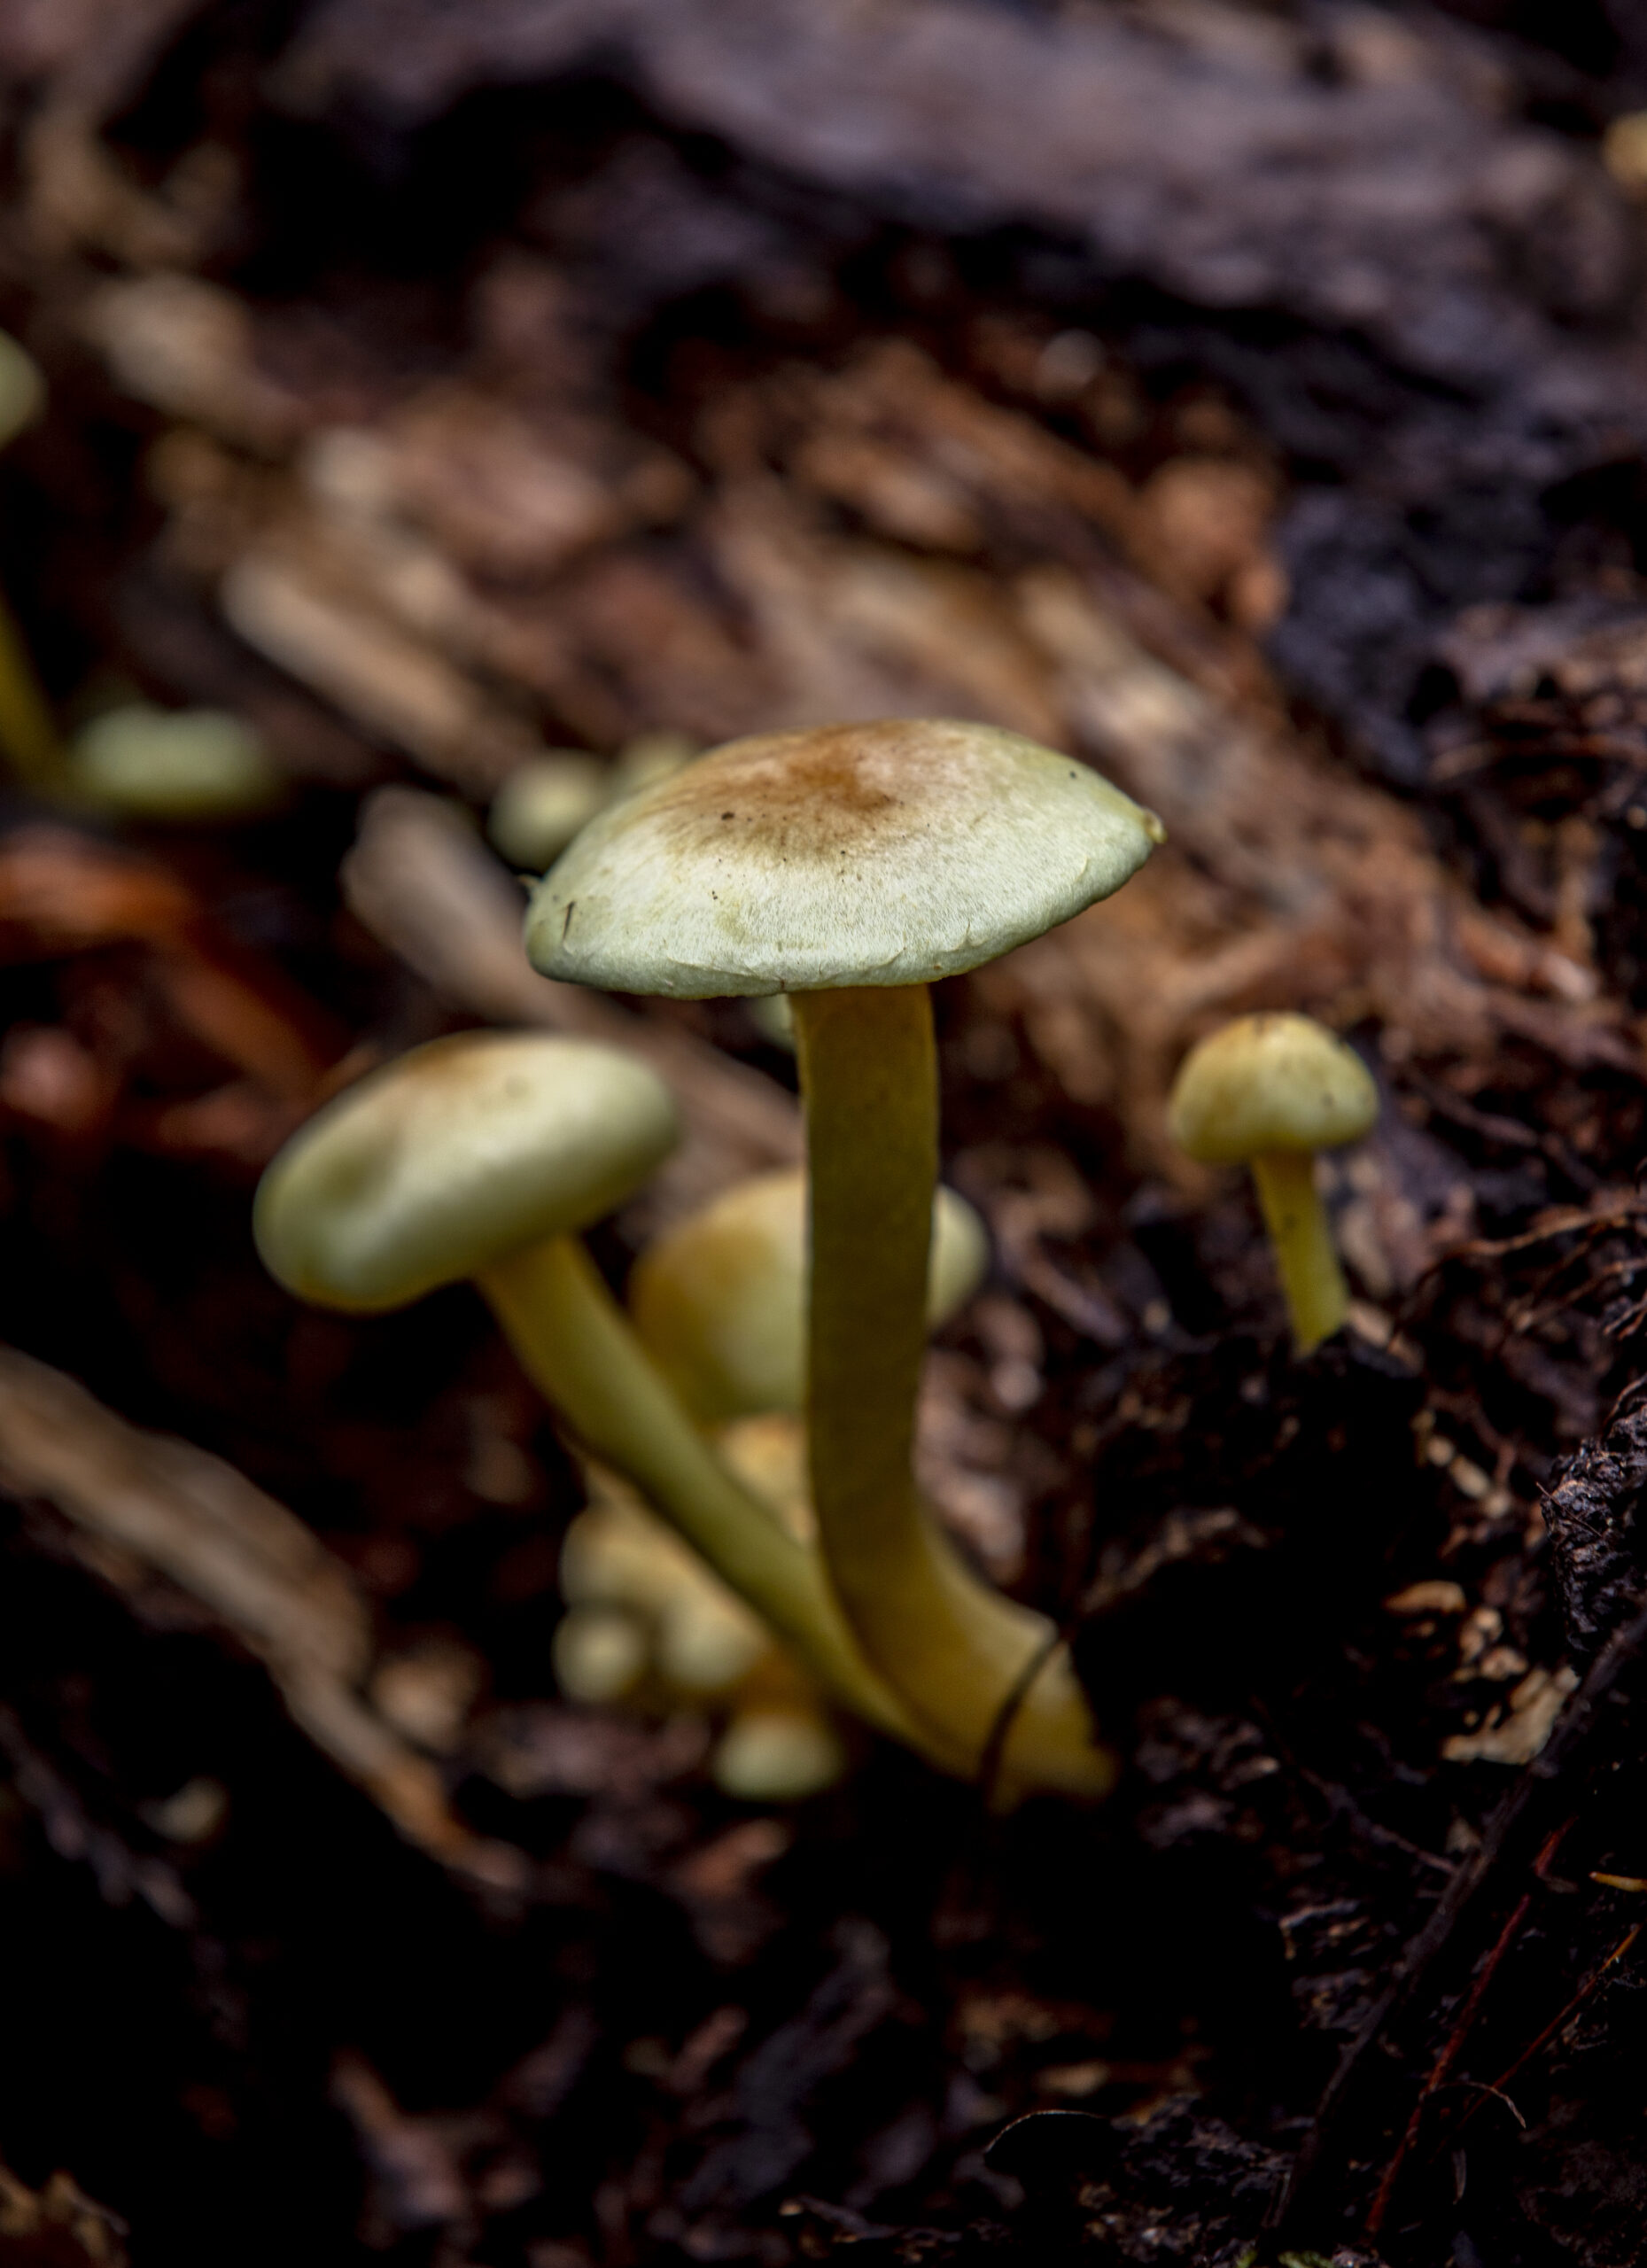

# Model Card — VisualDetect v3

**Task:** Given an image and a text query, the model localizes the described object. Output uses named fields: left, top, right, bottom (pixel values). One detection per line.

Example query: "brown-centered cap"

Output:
left=1167, top=1012, right=1378, bottom=1164
left=524, top=718, right=1164, bottom=998
left=255, top=1030, right=679, bottom=1311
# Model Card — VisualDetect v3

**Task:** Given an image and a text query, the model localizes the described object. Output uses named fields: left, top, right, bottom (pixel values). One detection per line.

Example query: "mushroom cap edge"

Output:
left=1167, top=1012, right=1379, bottom=1163
left=254, top=1029, right=680, bottom=1311
left=524, top=718, right=1164, bottom=998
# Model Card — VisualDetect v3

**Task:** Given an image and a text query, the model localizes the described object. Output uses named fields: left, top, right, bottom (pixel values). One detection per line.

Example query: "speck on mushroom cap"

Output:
left=524, top=718, right=1164, bottom=998
left=1167, top=1012, right=1378, bottom=1163
left=254, top=1030, right=679, bottom=1312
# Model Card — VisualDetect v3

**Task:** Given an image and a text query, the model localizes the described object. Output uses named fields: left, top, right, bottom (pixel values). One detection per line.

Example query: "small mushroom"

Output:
left=629, top=1166, right=989, bottom=1424
left=558, top=1480, right=772, bottom=1697
left=711, top=1705, right=846, bottom=1802
left=66, top=703, right=284, bottom=821
left=1167, top=1011, right=1379, bottom=1354
left=488, top=753, right=609, bottom=870
left=253, top=1029, right=927, bottom=1750
left=489, top=733, right=699, bottom=871
left=557, top=1475, right=849, bottom=1801
left=525, top=718, right=1162, bottom=1800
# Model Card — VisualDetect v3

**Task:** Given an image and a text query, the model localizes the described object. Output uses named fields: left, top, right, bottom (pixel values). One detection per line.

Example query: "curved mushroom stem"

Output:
left=1248, top=1148, right=1348, bottom=1355
left=791, top=986, right=1113, bottom=1802
left=478, top=1233, right=955, bottom=1762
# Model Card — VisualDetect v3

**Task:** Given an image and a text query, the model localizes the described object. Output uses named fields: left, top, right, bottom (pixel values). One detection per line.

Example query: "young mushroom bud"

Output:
left=711, top=1705, right=846, bottom=1803
left=1167, top=1011, right=1379, bottom=1355
left=558, top=1475, right=848, bottom=1801
left=66, top=703, right=284, bottom=821
left=525, top=717, right=1163, bottom=1801
left=488, top=753, right=609, bottom=871
left=254, top=1031, right=928, bottom=1752
left=630, top=1167, right=989, bottom=1425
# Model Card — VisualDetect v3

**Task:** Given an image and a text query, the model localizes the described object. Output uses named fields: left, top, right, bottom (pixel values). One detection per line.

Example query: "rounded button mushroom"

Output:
left=524, top=718, right=1163, bottom=1800
left=1167, top=1010, right=1379, bottom=1354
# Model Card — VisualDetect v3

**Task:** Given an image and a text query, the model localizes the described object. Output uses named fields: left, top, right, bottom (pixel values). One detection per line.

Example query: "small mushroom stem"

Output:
left=1249, top=1148, right=1348, bottom=1355
left=0, top=588, right=63, bottom=789
left=478, top=1232, right=954, bottom=1760
left=791, top=985, right=1113, bottom=1801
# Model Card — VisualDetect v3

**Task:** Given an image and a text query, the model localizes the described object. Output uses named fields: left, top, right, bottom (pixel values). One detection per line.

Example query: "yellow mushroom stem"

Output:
left=1248, top=1148, right=1349, bottom=1356
left=791, top=985, right=1113, bottom=1802
left=478, top=1231, right=963, bottom=1769
left=0, top=589, right=62, bottom=788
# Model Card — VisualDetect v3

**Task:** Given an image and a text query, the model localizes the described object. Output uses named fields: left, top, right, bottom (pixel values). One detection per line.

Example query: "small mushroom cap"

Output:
left=1167, top=1012, right=1378, bottom=1163
left=525, top=718, right=1163, bottom=998
left=629, top=1166, right=989, bottom=1421
left=67, top=704, right=284, bottom=820
left=488, top=753, right=609, bottom=869
left=255, top=1030, right=679, bottom=1312
left=711, top=1706, right=847, bottom=1801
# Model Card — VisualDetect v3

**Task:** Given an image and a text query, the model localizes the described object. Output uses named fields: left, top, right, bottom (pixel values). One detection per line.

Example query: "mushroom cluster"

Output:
left=254, top=1029, right=928, bottom=1754
left=257, top=717, right=1173, bottom=1805
left=527, top=718, right=1164, bottom=1798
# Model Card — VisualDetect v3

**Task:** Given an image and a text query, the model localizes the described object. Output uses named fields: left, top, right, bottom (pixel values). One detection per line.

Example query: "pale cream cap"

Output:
left=255, top=1030, right=679, bottom=1311
left=524, top=718, right=1163, bottom=998
left=629, top=1166, right=988, bottom=1421
left=1168, top=1012, right=1378, bottom=1163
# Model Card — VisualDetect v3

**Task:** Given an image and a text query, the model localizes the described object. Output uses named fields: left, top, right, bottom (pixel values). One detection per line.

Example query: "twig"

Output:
left=1363, top=1822, right=1568, bottom=2237
left=975, top=1622, right=1065, bottom=1810
left=1467, top=1922, right=1642, bottom=2120
left=0, top=1342, right=524, bottom=1886
left=1267, top=1592, right=1647, bottom=2233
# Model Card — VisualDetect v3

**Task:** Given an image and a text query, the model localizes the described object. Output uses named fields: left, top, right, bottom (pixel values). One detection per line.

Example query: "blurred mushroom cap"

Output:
left=68, top=704, right=283, bottom=820
left=711, top=1706, right=846, bottom=1800
left=488, top=752, right=608, bottom=870
left=525, top=718, right=1163, bottom=998
left=254, top=1030, right=679, bottom=1310
left=629, top=1166, right=989, bottom=1421
left=1167, top=1012, right=1378, bottom=1163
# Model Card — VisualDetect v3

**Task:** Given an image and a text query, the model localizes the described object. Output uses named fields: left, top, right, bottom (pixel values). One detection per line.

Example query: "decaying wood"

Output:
left=81, top=290, right=1639, bottom=1190
left=275, top=0, right=1643, bottom=396
left=0, top=1344, right=522, bottom=1883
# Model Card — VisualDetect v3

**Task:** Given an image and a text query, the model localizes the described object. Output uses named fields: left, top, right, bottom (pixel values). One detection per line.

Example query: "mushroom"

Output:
left=489, top=733, right=698, bottom=872
left=629, top=1166, right=989, bottom=1425
left=66, top=703, right=284, bottom=821
left=488, top=753, right=609, bottom=870
left=253, top=1029, right=932, bottom=1751
left=1166, top=1011, right=1379, bottom=1354
left=712, top=1706, right=846, bottom=1802
left=557, top=1476, right=772, bottom=1700
left=524, top=718, right=1162, bottom=1799
left=556, top=1472, right=849, bottom=1803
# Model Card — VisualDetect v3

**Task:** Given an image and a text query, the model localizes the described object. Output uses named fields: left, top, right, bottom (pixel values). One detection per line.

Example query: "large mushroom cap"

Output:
left=1168, top=1012, right=1378, bottom=1163
left=255, top=1031, right=679, bottom=1312
left=524, top=718, right=1164, bottom=998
